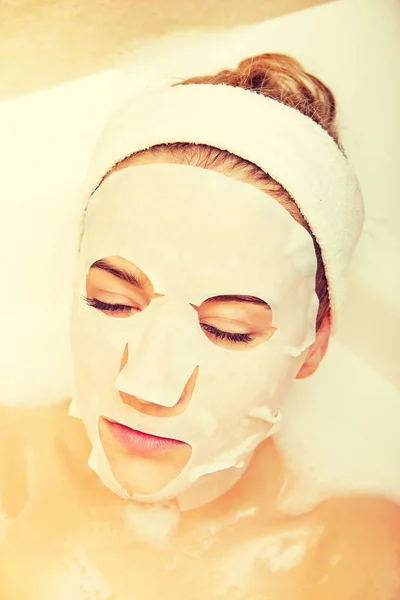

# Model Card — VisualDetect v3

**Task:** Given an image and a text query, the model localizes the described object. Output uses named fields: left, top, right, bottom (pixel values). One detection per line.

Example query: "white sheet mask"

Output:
left=70, top=164, right=319, bottom=510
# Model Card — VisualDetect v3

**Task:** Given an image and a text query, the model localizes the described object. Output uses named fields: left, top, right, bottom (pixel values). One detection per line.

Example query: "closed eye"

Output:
left=83, top=296, right=139, bottom=316
left=83, top=295, right=255, bottom=344
left=200, top=323, right=254, bottom=344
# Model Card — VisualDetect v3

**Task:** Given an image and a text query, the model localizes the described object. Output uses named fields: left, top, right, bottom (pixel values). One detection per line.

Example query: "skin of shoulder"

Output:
left=246, top=496, right=400, bottom=600
left=0, top=401, right=70, bottom=520
left=305, top=495, right=400, bottom=600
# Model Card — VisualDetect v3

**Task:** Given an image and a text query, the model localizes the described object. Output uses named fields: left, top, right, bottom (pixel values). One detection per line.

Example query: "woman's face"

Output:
left=70, top=160, right=320, bottom=507
left=87, top=254, right=277, bottom=495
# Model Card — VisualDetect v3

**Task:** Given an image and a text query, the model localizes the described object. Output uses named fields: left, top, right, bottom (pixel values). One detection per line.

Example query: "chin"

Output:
left=102, top=443, right=189, bottom=496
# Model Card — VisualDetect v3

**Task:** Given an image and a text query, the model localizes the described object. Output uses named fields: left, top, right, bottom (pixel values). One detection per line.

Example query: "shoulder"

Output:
left=0, top=404, right=30, bottom=522
left=0, top=400, right=70, bottom=521
left=250, top=497, right=400, bottom=600
left=312, top=496, right=400, bottom=600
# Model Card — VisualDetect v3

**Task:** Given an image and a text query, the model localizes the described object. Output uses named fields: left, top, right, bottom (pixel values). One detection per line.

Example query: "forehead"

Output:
left=82, top=164, right=316, bottom=302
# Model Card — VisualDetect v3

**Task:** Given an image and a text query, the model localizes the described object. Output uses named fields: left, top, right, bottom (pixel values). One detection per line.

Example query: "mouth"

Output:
left=104, top=418, right=186, bottom=456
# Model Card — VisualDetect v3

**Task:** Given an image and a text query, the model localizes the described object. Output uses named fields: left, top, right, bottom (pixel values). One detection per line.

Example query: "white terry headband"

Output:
left=79, top=83, right=364, bottom=323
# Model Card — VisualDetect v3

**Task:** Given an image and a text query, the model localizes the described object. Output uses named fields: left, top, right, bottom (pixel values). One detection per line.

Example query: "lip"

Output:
left=104, top=419, right=186, bottom=456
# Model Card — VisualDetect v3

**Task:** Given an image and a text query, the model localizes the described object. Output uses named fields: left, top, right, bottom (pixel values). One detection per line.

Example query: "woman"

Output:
left=0, top=53, right=399, bottom=600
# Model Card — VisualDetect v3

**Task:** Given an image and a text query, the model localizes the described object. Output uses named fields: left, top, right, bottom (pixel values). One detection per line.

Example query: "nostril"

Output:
left=120, top=392, right=155, bottom=412
left=133, top=396, right=153, bottom=406
left=120, top=390, right=176, bottom=417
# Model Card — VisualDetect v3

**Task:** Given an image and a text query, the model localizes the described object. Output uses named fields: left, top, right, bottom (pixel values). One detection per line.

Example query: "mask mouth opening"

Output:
left=97, top=416, right=192, bottom=496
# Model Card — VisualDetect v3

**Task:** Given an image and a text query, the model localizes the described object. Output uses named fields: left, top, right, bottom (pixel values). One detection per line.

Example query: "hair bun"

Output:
left=180, top=52, right=340, bottom=145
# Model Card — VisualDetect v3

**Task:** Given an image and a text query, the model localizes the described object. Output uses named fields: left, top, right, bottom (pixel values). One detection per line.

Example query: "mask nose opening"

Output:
left=118, top=354, right=199, bottom=417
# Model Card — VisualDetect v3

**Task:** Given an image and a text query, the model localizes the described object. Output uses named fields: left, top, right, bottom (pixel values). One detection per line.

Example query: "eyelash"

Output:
left=200, top=323, right=254, bottom=344
left=83, top=296, right=139, bottom=314
left=83, top=296, right=254, bottom=344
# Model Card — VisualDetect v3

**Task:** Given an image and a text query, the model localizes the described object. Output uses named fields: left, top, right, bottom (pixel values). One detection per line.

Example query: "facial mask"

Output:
left=70, top=164, right=318, bottom=510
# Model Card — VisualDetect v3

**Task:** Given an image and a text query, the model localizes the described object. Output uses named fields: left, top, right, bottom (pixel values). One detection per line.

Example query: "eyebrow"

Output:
left=89, top=264, right=267, bottom=307
left=90, top=259, right=146, bottom=290
left=205, top=295, right=269, bottom=306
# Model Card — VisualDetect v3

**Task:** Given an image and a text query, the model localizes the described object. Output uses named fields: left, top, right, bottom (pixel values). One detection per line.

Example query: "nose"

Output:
left=114, top=303, right=198, bottom=408
left=117, top=343, right=199, bottom=417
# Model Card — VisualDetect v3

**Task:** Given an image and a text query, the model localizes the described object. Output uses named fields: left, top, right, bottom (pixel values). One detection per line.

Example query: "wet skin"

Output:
left=0, top=401, right=399, bottom=600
